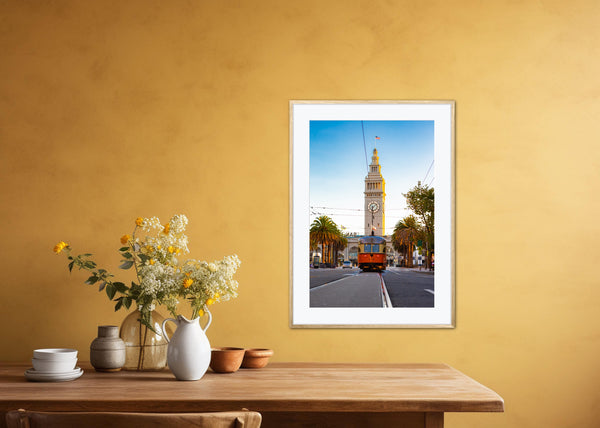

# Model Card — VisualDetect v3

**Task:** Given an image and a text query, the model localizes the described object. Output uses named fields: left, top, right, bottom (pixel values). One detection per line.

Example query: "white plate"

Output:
left=24, top=367, right=83, bottom=382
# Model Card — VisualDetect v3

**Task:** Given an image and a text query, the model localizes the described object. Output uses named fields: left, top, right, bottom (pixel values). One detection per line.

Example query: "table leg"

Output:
left=425, top=412, right=444, bottom=428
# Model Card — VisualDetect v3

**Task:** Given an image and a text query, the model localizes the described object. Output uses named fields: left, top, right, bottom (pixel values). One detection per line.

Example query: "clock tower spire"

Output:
left=364, top=148, right=386, bottom=236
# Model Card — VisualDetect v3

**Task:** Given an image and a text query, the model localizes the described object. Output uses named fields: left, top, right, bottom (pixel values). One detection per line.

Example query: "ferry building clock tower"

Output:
left=364, top=148, right=385, bottom=236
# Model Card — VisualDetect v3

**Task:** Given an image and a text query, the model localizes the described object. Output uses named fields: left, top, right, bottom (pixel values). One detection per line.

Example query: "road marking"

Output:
left=385, top=270, right=405, bottom=278
left=379, top=273, right=393, bottom=308
left=424, top=289, right=434, bottom=295
left=310, top=276, right=353, bottom=292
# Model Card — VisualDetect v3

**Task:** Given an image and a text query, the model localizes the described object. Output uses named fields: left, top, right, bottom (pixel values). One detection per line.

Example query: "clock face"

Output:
left=368, top=201, right=380, bottom=213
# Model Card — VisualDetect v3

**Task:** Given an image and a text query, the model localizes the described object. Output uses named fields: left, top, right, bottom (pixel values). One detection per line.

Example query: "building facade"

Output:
left=364, top=148, right=385, bottom=236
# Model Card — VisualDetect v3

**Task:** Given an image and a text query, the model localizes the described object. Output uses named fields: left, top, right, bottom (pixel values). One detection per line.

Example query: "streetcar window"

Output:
left=364, top=244, right=371, bottom=252
left=371, top=244, right=379, bottom=252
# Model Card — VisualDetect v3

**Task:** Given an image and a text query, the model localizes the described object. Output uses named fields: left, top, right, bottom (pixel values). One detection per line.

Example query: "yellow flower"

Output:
left=213, top=293, right=220, bottom=300
left=53, top=241, right=68, bottom=254
left=206, top=298, right=215, bottom=306
left=198, top=309, right=204, bottom=317
left=149, top=259, right=155, bottom=265
left=135, top=217, right=144, bottom=227
left=163, top=223, right=170, bottom=234
left=120, top=234, right=131, bottom=245
left=157, top=245, right=162, bottom=250
left=167, top=246, right=175, bottom=254
left=183, top=278, right=193, bottom=288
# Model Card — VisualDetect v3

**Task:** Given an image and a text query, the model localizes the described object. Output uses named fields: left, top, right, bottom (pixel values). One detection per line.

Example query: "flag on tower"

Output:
left=375, top=136, right=381, bottom=140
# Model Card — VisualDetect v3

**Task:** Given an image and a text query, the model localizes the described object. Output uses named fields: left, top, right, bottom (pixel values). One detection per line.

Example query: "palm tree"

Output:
left=310, top=216, right=336, bottom=266
left=392, top=216, right=423, bottom=268
left=332, top=229, right=348, bottom=267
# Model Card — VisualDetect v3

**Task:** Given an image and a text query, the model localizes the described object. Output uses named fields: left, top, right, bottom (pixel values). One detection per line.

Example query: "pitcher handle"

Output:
left=161, top=318, right=177, bottom=343
left=203, top=308, right=212, bottom=332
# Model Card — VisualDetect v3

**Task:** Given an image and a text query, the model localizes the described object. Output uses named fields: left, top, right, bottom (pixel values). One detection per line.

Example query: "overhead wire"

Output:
left=422, top=159, right=434, bottom=184
left=361, top=121, right=368, bottom=173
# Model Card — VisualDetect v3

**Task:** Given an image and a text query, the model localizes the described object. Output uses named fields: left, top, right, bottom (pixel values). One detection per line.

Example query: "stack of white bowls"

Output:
left=25, top=348, right=83, bottom=382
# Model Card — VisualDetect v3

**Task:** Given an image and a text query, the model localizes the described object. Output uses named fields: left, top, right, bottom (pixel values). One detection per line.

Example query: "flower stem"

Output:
left=131, top=226, right=142, bottom=285
left=137, top=317, right=145, bottom=370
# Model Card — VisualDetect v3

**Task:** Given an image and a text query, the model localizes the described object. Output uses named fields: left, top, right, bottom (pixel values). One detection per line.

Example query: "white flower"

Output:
left=130, top=215, right=240, bottom=319
left=169, top=214, right=188, bottom=234
left=141, top=216, right=162, bottom=232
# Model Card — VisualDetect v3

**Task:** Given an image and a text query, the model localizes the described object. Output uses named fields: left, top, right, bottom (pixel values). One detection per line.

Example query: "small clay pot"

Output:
left=241, top=348, right=273, bottom=369
left=210, top=347, right=245, bottom=373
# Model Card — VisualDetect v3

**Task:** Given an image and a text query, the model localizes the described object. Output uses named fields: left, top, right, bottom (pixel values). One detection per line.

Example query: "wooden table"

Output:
left=0, top=362, right=503, bottom=427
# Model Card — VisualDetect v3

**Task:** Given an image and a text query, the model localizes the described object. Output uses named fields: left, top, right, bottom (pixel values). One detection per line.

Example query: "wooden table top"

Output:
left=0, top=362, right=504, bottom=414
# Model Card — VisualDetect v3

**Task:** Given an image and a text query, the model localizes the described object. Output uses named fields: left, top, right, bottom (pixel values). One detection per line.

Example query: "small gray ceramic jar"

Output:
left=90, top=325, right=126, bottom=372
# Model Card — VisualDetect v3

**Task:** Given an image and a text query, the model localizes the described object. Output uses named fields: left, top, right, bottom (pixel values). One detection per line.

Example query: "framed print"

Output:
left=290, top=100, right=455, bottom=328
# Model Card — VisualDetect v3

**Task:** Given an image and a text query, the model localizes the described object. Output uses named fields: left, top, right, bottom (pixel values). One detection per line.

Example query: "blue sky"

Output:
left=309, top=120, right=434, bottom=235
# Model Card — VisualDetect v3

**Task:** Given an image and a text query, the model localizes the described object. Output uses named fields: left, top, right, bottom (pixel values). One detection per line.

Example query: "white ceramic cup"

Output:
left=31, top=357, right=77, bottom=373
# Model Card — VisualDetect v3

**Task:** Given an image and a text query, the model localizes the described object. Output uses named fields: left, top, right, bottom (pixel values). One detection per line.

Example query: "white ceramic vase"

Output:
left=161, top=312, right=212, bottom=381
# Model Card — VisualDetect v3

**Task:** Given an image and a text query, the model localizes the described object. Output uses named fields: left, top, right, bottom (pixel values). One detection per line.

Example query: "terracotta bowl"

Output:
left=241, top=348, right=274, bottom=369
left=210, top=347, right=245, bottom=373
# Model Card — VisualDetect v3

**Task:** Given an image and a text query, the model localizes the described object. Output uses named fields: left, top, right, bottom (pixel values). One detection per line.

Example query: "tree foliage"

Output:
left=310, top=216, right=348, bottom=267
left=401, top=182, right=435, bottom=269
left=392, top=215, right=423, bottom=268
left=403, top=182, right=434, bottom=236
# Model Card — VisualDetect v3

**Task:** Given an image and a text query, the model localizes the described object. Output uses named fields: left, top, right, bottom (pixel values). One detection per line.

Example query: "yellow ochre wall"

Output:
left=1, top=1, right=599, bottom=426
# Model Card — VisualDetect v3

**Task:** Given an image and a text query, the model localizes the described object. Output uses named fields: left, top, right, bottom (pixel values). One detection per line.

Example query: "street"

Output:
left=309, top=267, right=434, bottom=308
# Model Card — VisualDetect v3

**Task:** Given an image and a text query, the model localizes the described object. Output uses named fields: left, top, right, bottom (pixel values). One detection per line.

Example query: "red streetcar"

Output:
left=357, top=235, right=387, bottom=272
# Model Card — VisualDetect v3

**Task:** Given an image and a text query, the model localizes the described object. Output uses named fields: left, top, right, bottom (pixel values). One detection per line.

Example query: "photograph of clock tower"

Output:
left=308, top=119, right=435, bottom=308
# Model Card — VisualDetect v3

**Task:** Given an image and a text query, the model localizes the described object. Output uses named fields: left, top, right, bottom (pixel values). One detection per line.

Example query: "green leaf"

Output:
left=113, top=282, right=129, bottom=293
left=84, top=261, right=97, bottom=269
left=105, top=284, right=116, bottom=300
left=114, top=300, right=123, bottom=311
left=119, top=247, right=130, bottom=252
left=123, top=297, right=132, bottom=309
left=98, top=281, right=107, bottom=292
left=85, top=275, right=99, bottom=285
left=119, top=260, right=134, bottom=269
left=128, top=285, right=141, bottom=300
left=68, top=261, right=74, bottom=272
left=122, top=252, right=133, bottom=259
